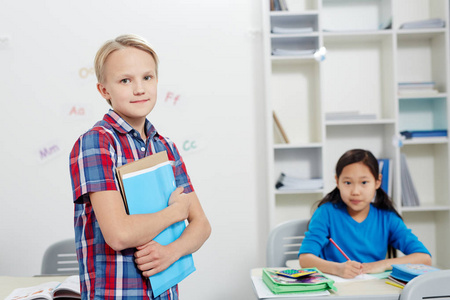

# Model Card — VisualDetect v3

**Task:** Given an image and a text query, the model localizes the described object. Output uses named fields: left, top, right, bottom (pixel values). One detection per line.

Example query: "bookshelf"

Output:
left=263, top=0, right=450, bottom=268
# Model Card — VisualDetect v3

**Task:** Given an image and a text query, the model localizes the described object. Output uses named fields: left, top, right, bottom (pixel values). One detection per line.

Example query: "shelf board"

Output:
left=275, top=189, right=324, bottom=195
left=402, top=137, right=448, bottom=145
left=323, top=30, right=392, bottom=42
left=274, top=143, right=322, bottom=150
left=270, top=10, right=319, bottom=17
left=401, top=205, right=450, bottom=212
left=271, top=55, right=317, bottom=63
left=396, top=28, right=446, bottom=40
left=271, top=32, right=319, bottom=38
left=398, top=93, right=447, bottom=100
left=325, top=119, right=396, bottom=126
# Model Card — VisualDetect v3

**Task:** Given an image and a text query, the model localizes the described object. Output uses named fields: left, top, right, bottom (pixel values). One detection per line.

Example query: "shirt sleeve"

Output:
left=299, top=205, right=330, bottom=256
left=388, top=212, right=431, bottom=256
left=163, top=138, right=194, bottom=194
left=70, top=128, right=119, bottom=203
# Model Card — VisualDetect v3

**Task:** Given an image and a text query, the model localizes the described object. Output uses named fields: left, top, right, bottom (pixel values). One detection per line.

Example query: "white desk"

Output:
left=251, top=269, right=401, bottom=300
left=0, top=276, right=69, bottom=299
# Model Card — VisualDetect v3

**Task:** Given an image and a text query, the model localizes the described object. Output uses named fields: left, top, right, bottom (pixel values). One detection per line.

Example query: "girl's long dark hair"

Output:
left=317, top=149, right=401, bottom=218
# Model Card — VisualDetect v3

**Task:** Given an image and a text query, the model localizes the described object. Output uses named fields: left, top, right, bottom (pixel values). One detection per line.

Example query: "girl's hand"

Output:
left=361, top=260, right=389, bottom=274
left=338, top=261, right=363, bottom=278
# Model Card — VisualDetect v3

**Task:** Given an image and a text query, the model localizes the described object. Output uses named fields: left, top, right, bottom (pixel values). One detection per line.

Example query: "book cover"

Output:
left=116, top=151, right=196, bottom=297
left=391, top=264, right=440, bottom=282
left=378, top=159, right=392, bottom=197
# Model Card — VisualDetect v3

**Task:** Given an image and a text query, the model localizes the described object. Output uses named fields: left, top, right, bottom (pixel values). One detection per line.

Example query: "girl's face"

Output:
left=336, top=162, right=381, bottom=221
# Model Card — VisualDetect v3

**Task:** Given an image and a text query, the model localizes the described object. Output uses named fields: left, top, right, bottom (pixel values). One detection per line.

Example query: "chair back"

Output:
left=266, top=219, right=309, bottom=267
left=399, top=269, right=450, bottom=300
left=41, top=238, right=79, bottom=275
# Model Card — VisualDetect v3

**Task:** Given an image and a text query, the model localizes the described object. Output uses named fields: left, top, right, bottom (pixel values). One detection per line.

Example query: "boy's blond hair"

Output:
left=94, top=34, right=159, bottom=84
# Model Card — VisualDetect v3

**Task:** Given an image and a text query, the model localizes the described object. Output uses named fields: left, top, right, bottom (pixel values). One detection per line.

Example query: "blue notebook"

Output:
left=116, top=151, right=196, bottom=297
left=391, top=264, right=440, bottom=282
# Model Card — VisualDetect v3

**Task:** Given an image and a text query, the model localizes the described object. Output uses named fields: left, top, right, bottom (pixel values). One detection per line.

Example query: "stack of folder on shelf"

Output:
left=262, top=268, right=336, bottom=295
left=272, top=26, right=313, bottom=34
left=272, top=48, right=315, bottom=57
left=400, top=18, right=445, bottom=29
left=398, top=81, right=439, bottom=96
left=325, top=111, right=377, bottom=121
left=400, top=130, right=448, bottom=139
left=400, top=154, right=420, bottom=207
left=275, top=173, right=323, bottom=191
left=386, top=264, right=440, bottom=289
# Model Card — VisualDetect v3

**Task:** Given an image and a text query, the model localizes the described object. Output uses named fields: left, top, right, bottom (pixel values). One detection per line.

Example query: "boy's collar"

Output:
left=106, top=109, right=158, bottom=139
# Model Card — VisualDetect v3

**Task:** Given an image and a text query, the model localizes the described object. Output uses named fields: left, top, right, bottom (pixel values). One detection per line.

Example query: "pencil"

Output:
left=329, top=238, right=351, bottom=261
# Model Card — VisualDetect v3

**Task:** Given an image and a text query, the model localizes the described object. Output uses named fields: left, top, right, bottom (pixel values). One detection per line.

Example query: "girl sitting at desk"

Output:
left=299, top=149, right=431, bottom=278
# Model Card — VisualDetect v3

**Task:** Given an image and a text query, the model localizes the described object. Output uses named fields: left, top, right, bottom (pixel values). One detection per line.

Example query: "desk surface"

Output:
left=0, top=275, right=69, bottom=299
left=251, top=268, right=401, bottom=300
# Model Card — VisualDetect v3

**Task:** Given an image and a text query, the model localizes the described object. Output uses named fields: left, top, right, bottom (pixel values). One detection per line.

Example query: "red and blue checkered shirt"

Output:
left=70, top=110, right=194, bottom=300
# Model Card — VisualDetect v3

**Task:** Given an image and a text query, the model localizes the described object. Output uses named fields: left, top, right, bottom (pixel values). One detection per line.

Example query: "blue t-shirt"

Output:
left=299, top=202, right=430, bottom=262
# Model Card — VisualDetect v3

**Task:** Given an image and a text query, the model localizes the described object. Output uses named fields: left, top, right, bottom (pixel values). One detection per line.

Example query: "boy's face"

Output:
left=97, top=47, right=158, bottom=127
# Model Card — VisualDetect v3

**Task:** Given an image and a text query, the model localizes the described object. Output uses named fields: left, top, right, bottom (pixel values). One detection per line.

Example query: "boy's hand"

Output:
left=135, top=241, right=179, bottom=277
left=338, top=261, right=363, bottom=278
left=168, top=187, right=191, bottom=221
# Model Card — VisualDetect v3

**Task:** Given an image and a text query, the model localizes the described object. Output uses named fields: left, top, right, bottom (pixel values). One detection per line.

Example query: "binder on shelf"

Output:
left=400, top=154, right=420, bottom=207
left=273, top=111, right=289, bottom=143
left=400, top=18, right=445, bottom=29
left=398, top=81, right=439, bottom=96
left=275, top=173, right=323, bottom=190
left=115, top=151, right=196, bottom=297
left=400, top=130, right=448, bottom=139
left=378, top=159, right=392, bottom=197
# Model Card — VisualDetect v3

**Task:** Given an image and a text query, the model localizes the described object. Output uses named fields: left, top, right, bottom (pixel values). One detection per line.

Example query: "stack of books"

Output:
left=262, top=268, right=336, bottom=294
left=398, top=82, right=439, bottom=96
left=386, top=264, right=440, bottom=289
left=400, top=130, right=448, bottom=139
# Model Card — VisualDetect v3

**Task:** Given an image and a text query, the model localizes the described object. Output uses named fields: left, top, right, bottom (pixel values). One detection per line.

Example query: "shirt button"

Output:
left=133, top=132, right=138, bottom=137
left=141, top=147, right=145, bottom=152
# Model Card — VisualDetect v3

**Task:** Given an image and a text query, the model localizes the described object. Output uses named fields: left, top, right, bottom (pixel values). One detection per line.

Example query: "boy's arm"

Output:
left=299, top=253, right=362, bottom=279
left=90, top=187, right=190, bottom=251
left=134, top=191, right=211, bottom=277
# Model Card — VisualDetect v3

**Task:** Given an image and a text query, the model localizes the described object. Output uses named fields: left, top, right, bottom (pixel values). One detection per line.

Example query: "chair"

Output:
left=41, top=238, right=79, bottom=275
left=266, top=219, right=308, bottom=267
left=399, top=269, right=450, bottom=300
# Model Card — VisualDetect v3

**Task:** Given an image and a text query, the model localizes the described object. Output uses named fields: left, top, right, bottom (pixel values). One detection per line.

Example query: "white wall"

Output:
left=0, top=1, right=269, bottom=299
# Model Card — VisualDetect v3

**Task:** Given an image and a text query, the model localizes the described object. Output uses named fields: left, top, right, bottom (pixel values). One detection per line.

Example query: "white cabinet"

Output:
left=263, top=0, right=450, bottom=268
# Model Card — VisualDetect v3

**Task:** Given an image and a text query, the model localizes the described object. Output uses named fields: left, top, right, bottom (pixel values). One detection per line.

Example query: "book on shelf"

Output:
left=400, top=153, right=420, bottom=207
left=325, top=111, right=377, bottom=121
left=272, top=26, right=314, bottom=34
left=273, top=111, right=289, bottom=143
left=272, top=48, right=315, bottom=57
left=5, top=275, right=80, bottom=300
left=270, top=0, right=288, bottom=11
left=115, top=151, right=196, bottom=297
left=262, top=268, right=336, bottom=295
left=275, top=173, right=323, bottom=190
left=400, top=18, right=445, bottom=30
left=378, top=159, right=392, bottom=197
left=390, top=264, right=440, bottom=283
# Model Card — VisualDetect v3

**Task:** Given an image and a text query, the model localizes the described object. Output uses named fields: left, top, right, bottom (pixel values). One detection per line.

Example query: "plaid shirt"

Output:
left=70, top=110, right=194, bottom=300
